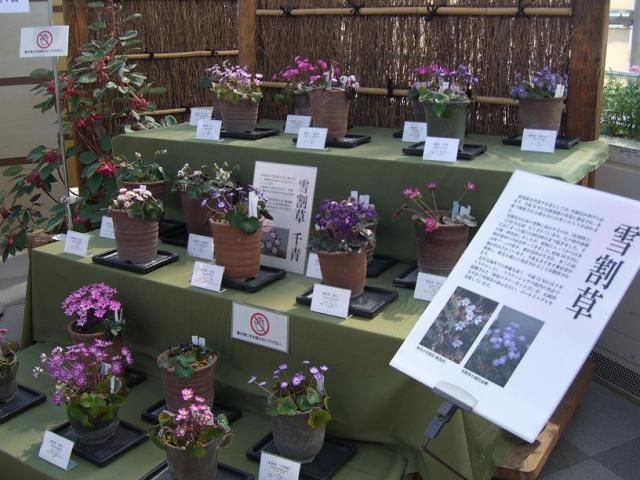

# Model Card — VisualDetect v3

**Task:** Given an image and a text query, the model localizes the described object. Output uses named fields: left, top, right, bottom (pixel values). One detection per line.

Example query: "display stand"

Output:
left=222, top=266, right=287, bottom=293
left=392, top=264, right=419, bottom=288
left=502, top=134, right=580, bottom=150
left=0, top=385, right=46, bottom=424
left=123, top=366, right=146, bottom=388
left=92, top=250, right=180, bottom=274
left=366, top=254, right=398, bottom=278
left=402, top=142, right=487, bottom=160
left=143, top=461, right=255, bottom=480
left=292, top=134, right=372, bottom=149
left=296, top=285, right=398, bottom=319
left=221, top=127, right=280, bottom=140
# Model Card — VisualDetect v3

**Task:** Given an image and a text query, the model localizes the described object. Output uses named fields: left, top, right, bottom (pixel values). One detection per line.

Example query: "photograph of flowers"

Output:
left=260, top=226, right=289, bottom=259
left=464, top=306, right=544, bottom=387
left=419, top=287, right=499, bottom=363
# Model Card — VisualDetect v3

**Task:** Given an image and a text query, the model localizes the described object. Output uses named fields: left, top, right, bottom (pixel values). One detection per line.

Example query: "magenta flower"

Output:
left=466, top=181, right=477, bottom=192
left=424, top=217, right=438, bottom=233
left=426, top=182, right=437, bottom=191
left=402, top=186, right=420, bottom=199
left=182, top=388, right=194, bottom=401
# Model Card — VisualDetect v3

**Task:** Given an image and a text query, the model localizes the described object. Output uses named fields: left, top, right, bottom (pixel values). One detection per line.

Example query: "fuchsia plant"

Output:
left=62, top=283, right=124, bottom=337
left=208, top=64, right=263, bottom=104
left=273, top=56, right=328, bottom=93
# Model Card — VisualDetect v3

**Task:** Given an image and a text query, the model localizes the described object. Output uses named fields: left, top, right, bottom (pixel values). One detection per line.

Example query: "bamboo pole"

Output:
left=125, top=49, right=239, bottom=60
left=239, top=0, right=257, bottom=71
left=146, top=108, right=188, bottom=116
left=256, top=6, right=572, bottom=17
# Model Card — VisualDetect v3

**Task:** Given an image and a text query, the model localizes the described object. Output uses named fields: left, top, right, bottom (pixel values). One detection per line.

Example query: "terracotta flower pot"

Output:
left=293, top=93, right=311, bottom=117
left=317, top=249, right=367, bottom=298
left=309, top=89, right=351, bottom=141
left=213, top=97, right=222, bottom=120
left=219, top=98, right=259, bottom=133
left=68, top=407, right=120, bottom=445
left=158, top=349, right=217, bottom=412
left=0, top=356, right=18, bottom=403
left=415, top=221, right=469, bottom=275
left=67, top=321, right=124, bottom=358
left=411, top=96, right=426, bottom=122
left=121, top=180, right=166, bottom=204
left=179, top=191, right=212, bottom=236
left=209, top=220, right=261, bottom=281
left=518, top=97, right=565, bottom=133
left=165, top=437, right=222, bottom=480
left=110, top=208, right=159, bottom=264
left=272, top=412, right=326, bottom=463
left=423, top=101, right=469, bottom=147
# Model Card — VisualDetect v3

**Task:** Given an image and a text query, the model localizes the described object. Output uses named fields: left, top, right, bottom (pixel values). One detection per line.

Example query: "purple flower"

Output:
left=278, top=363, right=288, bottom=371
left=280, top=381, right=288, bottom=389
left=291, top=373, right=304, bottom=386
left=247, top=376, right=256, bottom=384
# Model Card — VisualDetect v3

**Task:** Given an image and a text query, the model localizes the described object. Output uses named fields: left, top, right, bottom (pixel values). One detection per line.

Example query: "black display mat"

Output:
left=52, top=420, right=147, bottom=467
left=292, top=134, right=372, bottom=149
left=402, top=142, right=487, bottom=160
left=392, top=264, right=419, bottom=289
left=392, top=129, right=403, bottom=138
left=502, top=133, right=580, bottom=149
left=141, top=399, right=242, bottom=425
left=142, top=461, right=255, bottom=480
left=366, top=254, right=398, bottom=278
left=124, top=366, right=146, bottom=389
left=159, top=224, right=189, bottom=248
left=296, top=285, right=398, bottom=319
left=247, top=433, right=356, bottom=480
left=0, top=384, right=46, bottom=424
left=92, top=250, right=179, bottom=274
left=158, top=219, right=185, bottom=237
left=221, top=127, right=280, bottom=140
left=221, top=266, right=286, bottom=293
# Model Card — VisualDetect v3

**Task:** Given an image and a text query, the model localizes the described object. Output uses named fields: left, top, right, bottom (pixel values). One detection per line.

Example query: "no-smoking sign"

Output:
left=250, top=312, right=270, bottom=336
left=233, top=303, right=289, bottom=353
left=36, top=30, right=53, bottom=49
left=20, top=25, right=69, bottom=58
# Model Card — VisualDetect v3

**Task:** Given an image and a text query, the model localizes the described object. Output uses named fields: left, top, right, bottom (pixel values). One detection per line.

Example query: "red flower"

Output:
left=43, top=150, right=59, bottom=165
left=46, top=79, right=56, bottom=95
left=95, top=160, right=115, bottom=177
left=131, top=95, right=149, bottom=110
left=26, top=170, right=41, bottom=185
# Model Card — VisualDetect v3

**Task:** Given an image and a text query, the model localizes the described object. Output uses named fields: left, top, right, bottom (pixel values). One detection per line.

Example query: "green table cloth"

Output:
left=20, top=234, right=518, bottom=479
left=112, top=121, right=609, bottom=263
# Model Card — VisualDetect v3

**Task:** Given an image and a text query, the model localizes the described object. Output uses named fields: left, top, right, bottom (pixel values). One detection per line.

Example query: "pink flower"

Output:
left=426, top=182, right=437, bottom=191
left=181, top=388, right=194, bottom=401
left=402, top=186, right=420, bottom=199
left=465, top=181, right=477, bottom=192
left=424, top=217, right=438, bottom=233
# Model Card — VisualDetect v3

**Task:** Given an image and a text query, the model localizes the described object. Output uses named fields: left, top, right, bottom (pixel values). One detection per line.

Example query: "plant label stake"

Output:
left=554, top=84, right=565, bottom=98
left=305, top=252, right=322, bottom=279
left=99, top=216, right=115, bottom=239
left=258, top=451, right=301, bottom=480
left=248, top=191, right=259, bottom=218
left=521, top=128, right=557, bottom=153
left=38, top=430, right=77, bottom=471
left=284, top=115, right=311, bottom=135
left=0, top=0, right=29, bottom=13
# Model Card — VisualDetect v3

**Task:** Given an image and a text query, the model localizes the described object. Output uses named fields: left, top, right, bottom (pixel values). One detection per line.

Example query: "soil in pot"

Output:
left=293, top=93, right=311, bottom=117
left=518, top=97, right=565, bottom=133
left=179, top=191, right=212, bottom=236
left=317, top=249, right=367, bottom=298
left=121, top=180, right=166, bottom=204
left=415, top=220, right=469, bottom=275
left=309, top=89, right=351, bottom=141
left=166, top=438, right=221, bottom=480
left=110, top=208, right=159, bottom=264
left=219, top=98, right=259, bottom=133
left=272, top=412, right=326, bottom=463
left=68, top=409, right=120, bottom=445
left=0, top=356, right=18, bottom=403
left=209, top=220, right=261, bottom=281
left=158, top=349, right=217, bottom=412
left=423, top=101, right=469, bottom=147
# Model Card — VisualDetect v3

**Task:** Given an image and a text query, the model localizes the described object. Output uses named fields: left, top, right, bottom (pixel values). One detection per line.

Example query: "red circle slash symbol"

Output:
left=250, top=312, right=270, bottom=337
left=36, top=30, right=54, bottom=49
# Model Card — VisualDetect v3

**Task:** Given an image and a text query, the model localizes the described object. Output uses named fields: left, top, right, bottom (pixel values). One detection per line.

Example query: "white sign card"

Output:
left=391, top=170, right=640, bottom=442
left=253, top=162, right=318, bottom=274
left=296, top=127, right=328, bottom=150
left=195, top=119, right=222, bottom=141
left=232, top=303, right=289, bottom=353
left=189, top=107, right=213, bottom=126
left=63, top=231, right=89, bottom=257
left=414, top=272, right=447, bottom=302
left=422, top=137, right=459, bottom=163
left=20, top=26, right=69, bottom=58
left=402, top=121, right=428, bottom=143
left=554, top=84, right=565, bottom=98
left=99, top=216, right=115, bottom=239
left=521, top=128, right=558, bottom=153
left=305, top=252, right=322, bottom=279
left=190, top=261, right=224, bottom=293
left=258, top=451, right=301, bottom=480
left=285, top=115, right=312, bottom=135
left=310, top=284, right=351, bottom=319
left=0, top=0, right=29, bottom=13
left=192, top=335, right=206, bottom=347
left=187, top=233, right=214, bottom=261
left=38, top=431, right=76, bottom=470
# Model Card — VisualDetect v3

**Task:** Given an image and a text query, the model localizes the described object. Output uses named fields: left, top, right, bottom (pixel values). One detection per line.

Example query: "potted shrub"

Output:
left=510, top=66, right=568, bottom=133
left=249, top=361, right=331, bottom=463
left=33, top=340, right=132, bottom=445
left=157, top=344, right=218, bottom=412
left=308, top=64, right=359, bottom=141
left=394, top=181, right=477, bottom=275
left=310, top=198, right=377, bottom=298
left=110, top=187, right=163, bottom=264
left=417, top=64, right=478, bottom=146
left=273, top=56, right=328, bottom=116
left=205, top=184, right=272, bottom=281
left=210, top=64, right=263, bottom=133
left=0, top=329, right=19, bottom=403
left=116, top=150, right=168, bottom=202
left=173, top=163, right=235, bottom=236
left=150, top=388, right=232, bottom=480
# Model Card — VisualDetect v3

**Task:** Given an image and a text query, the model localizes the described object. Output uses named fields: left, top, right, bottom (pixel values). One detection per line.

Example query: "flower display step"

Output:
left=296, top=285, right=398, bottom=319
left=402, top=142, right=487, bottom=160
left=221, top=266, right=286, bottom=293
left=142, top=462, right=254, bottom=480
left=502, top=134, right=580, bottom=149
left=292, top=133, right=371, bottom=149
left=366, top=254, right=398, bottom=278
left=92, top=249, right=179, bottom=274
left=220, top=127, right=280, bottom=140
left=392, top=264, right=420, bottom=288
left=0, top=384, right=46, bottom=424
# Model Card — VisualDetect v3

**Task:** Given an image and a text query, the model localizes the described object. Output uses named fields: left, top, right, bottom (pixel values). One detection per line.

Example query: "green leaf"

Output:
left=175, top=363, right=192, bottom=378
left=296, top=395, right=312, bottom=412
left=124, top=13, right=142, bottom=22
left=30, top=68, right=51, bottom=80
left=147, top=86, right=167, bottom=95
left=100, top=135, right=112, bottom=151
left=77, top=72, right=98, bottom=84
left=85, top=173, right=103, bottom=193
left=2, top=165, right=23, bottom=177
left=306, top=387, right=321, bottom=405
left=275, top=396, right=298, bottom=416
left=119, top=30, right=138, bottom=41
left=89, top=20, right=107, bottom=31
left=78, top=150, right=98, bottom=165
left=308, top=407, right=332, bottom=428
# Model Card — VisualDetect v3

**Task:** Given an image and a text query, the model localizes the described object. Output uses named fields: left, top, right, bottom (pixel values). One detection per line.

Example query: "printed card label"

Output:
left=296, top=127, right=327, bottom=150
left=20, top=26, right=68, bottom=58
left=38, top=431, right=76, bottom=471
left=63, top=231, right=89, bottom=257
left=258, top=451, right=301, bottom=480
left=99, top=216, right=115, bottom=239
left=190, top=261, right=224, bottom=292
left=189, top=107, right=213, bottom=126
left=521, top=128, right=557, bottom=153
left=187, top=233, right=214, bottom=261
left=285, top=115, right=312, bottom=135
left=310, top=284, right=350, bottom=318
left=0, top=0, right=29, bottom=13
left=414, top=272, right=447, bottom=302
left=196, top=119, right=222, bottom=141
left=232, top=303, right=289, bottom=353
left=402, top=121, right=427, bottom=143
left=423, top=137, right=459, bottom=162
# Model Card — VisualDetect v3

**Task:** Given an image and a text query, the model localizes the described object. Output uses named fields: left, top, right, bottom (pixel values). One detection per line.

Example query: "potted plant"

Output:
left=510, top=66, right=568, bottom=133
left=116, top=150, right=168, bottom=202
left=110, top=187, right=163, bottom=264
left=172, top=163, right=235, bottom=236
left=33, top=340, right=132, bottom=445
left=63, top=282, right=125, bottom=354
left=273, top=57, right=328, bottom=116
left=407, top=65, right=432, bottom=122
left=205, top=184, right=272, bottom=280
left=203, top=61, right=231, bottom=120
left=416, top=64, right=478, bottom=146
left=310, top=198, right=376, bottom=298
left=0, top=329, right=19, bottom=403
left=394, top=181, right=477, bottom=275
left=210, top=64, right=263, bottom=133
left=249, top=361, right=331, bottom=463
left=150, top=388, right=232, bottom=480
left=308, top=64, right=358, bottom=141
left=157, top=344, right=218, bottom=412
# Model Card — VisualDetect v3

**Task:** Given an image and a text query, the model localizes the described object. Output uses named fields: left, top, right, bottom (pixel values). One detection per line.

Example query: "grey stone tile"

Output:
left=540, top=459, right=624, bottom=480
left=595, top=438, right=640, bottom=480
left=0, top=252, right=28, bottom=280
left=562, top=382, right=640, bottom=456
left=539, top=438, right=589, bottom=477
